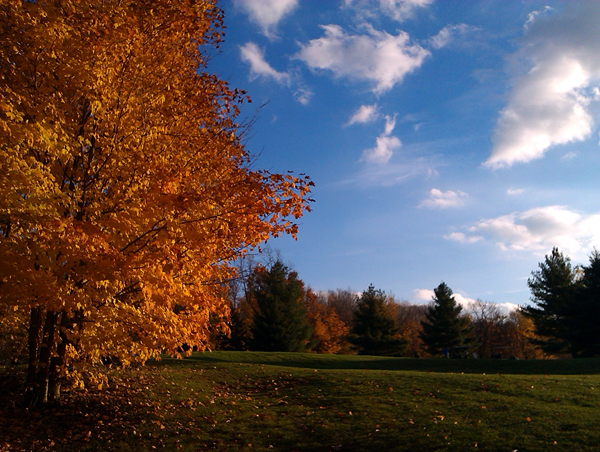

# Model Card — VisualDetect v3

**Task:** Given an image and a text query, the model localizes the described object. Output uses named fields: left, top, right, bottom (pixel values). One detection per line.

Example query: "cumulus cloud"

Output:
left=429, top=24, right=479, bottom=49
left=447, top=205, right=600, bottom=258
left=234, top=0, right=298, bottom=38
left=240, top=42, right=290, bottom=85
left=348, top=104, right=379, bottom=125
left=486, top=3, right=600, bottom=168
left=344, top=0, right=434, bottom=22
left=420, top=188, right=468, bottom=209
left=295, top=24, right=430, bottom=94
left=362, top=115, right=401, bottom=164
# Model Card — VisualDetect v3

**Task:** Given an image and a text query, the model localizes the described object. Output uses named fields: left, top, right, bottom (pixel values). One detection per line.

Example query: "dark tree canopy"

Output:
left=350, top=285, right=406, bottom=356
left=521, top=248, right=577, bottom=355
left=564, top=251, right=600, bottom=357
left=420, top=282, right=475, bottom=356
left=250, top=261, right=312, bottom=352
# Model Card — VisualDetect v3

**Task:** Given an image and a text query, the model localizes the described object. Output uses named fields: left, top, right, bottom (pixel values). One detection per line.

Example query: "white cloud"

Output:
left=429, top=24, right=478, bottom=49
left=561, top=151, right=577, bottom=161
left=420, top=188, right=468, bottom=209
left=294, top=87, right=313, bottom=106
left=240, top=42, right=290, bottom=85
left=507, top=188, right=524, bottom=196
left=345, top=0, right=434, bottom=22
left=496, top=302, right=520, bottom=314
left=295, top=24, right=430, bottom=94
left=447, top=205, right=600, bottom=258
left=443, top=232, right=482, bottom=244
left=348, top=104, right=379, bottom=125
left=414, top=288, right=434, bottom=302
left=486, top=3, right=600, bottom=168
left=234, top=0, right=298, bottom=38
left=362, top=115, right=401, bottom=164
left=413, top=289, right=489, bottom=312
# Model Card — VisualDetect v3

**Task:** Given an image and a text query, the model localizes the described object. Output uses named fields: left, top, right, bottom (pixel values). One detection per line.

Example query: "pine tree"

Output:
left=420, top=282, right=475, bottom=356
left=522, top=248, right=577, bottom=355
left=350, top=285, right=406, bottom=356
left=250, top=261, right=312, bottom=352
left=564, top=251, right=600, bottom=357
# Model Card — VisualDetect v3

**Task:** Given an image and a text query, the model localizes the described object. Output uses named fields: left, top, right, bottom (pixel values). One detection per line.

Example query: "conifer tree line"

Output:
left=208, top=249, right=600, bottom=359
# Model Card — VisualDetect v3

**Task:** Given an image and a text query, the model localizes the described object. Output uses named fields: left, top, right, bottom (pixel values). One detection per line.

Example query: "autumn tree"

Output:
left=469, top=300, right=507, bottom=359
left=350, top=285, right=406, bottom=356
left=250, top=261, right=312, bottom=352
left=395, top=303, right=428, bottom=357
left=303, top=289, right=349, bottom=354
left=0, top=0, right=312, bottom=405
left=420, top=283, right=475, bottom=356
left=327, top=289, right=358, bottom=328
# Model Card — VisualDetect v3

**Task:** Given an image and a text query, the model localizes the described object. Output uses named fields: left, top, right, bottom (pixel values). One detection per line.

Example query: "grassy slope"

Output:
left=1, top=352, right=600, bottom=452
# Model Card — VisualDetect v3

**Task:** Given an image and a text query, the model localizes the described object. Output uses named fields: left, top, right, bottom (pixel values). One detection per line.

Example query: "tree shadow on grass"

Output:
left=164, top=351, right=600, bottom=375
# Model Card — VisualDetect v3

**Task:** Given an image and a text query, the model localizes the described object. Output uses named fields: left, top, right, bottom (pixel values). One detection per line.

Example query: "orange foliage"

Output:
left=304, top=290, right=349, bottom=354
left=0, top=0, right=312, bottom=402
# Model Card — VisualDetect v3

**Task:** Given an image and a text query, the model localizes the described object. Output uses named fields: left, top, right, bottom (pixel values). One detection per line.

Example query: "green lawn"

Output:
left=2, top=352, right=600, bottom=451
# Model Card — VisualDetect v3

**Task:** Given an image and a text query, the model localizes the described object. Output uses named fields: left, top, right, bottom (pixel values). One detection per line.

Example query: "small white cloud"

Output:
left=420, top=188, right=468, bottom=209
left=295, top=24, right=430, bottom=94
left=240, top=42, right=290, bottom=85
left=413, top=289, right=481, bottom=311
left=450, top=205, right=600, bottom=259
left=414, top=288, right=434, bottom=302
left=507, top=188, right=525, bottom=196
left=561, top=151, right=577, bottom=160
left=361, top=115, right=401, bottom=164
left=486, top=3, right=600, bottom=168
left=453, top=293, right=478, bottom=310
left=294, top=87, right=313, bottom=106
left=444, top=232, right=482, bottom=244
left=234, top=0, right=298, bottom=38
left=348, top=104, right=379, bottom=125
left=429, top=24, right=478, bottom=49
left=345, top=0, right=434, bottom=22
left=496, top=302, right=520, bottom=314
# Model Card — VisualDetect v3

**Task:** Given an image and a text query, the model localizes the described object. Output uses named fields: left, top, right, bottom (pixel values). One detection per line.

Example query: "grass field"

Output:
left=1, top=352, right=600, bottom=451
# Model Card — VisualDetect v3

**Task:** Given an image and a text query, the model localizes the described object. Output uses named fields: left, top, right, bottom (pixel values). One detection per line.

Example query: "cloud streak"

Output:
left=486, top=3, right=600, bottom=168
left=295, top=24, right=430, bottom=94
left=344, top=0, right=434, bottom=23
left=240, top=42, right=290, bottom=84
left=347, top=104, right=379, bottom=125
left=429, top=24, right=479, bottom=49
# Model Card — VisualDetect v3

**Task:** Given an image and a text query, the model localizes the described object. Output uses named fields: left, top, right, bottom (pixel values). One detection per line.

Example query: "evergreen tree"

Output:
left=564, top=251, right=600, bottom=357
left=250, top=261, right=312, bottom=352
left=420, top=282, right=475, bottom=356
left=522, top=248, right=577, bottom=355
left=350, top=285, right=407, bottom=356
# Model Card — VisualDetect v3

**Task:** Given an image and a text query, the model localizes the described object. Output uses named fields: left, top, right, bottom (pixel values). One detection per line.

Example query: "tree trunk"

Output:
left=49, top=311, right=72, bottom=402
left=36, top=310, right=59, bottom=404
left=26, top=307, right=42, bottom=386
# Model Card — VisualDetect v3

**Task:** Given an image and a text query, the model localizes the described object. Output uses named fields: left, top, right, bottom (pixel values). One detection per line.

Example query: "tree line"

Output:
left=207, top=250, right=600, bottom=359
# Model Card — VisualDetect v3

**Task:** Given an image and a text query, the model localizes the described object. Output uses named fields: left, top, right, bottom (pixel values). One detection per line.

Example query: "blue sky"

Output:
left=210, top=0, right=600, bottom=310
